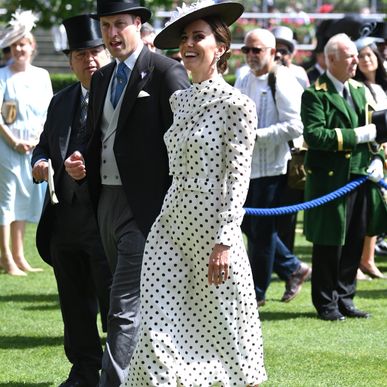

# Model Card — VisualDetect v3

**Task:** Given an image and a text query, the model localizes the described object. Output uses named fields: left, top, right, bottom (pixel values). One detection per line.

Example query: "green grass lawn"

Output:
left=0, top=221, right=386, bottom=386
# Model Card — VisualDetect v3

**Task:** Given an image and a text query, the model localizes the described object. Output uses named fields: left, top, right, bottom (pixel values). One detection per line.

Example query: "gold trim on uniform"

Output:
left=335, top=128, right=343, bottom=151
left=315, top=79, right=328, bottom=92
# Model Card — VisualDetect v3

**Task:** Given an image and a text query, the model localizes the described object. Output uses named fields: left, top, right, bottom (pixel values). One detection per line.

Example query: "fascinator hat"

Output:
left=0, top=9, right=38, bottom=49
left=355, top=36, right=384, bottom=52
left=154, top=0, right=244, bottom=50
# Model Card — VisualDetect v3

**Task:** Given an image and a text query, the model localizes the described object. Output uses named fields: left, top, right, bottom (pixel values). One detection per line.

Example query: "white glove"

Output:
left=366, top=158, right=384, bottom=182
left=354, top=124, right=376, bottom=144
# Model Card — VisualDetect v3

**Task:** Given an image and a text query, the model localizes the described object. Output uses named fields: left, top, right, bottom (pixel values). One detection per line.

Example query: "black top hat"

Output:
left=371, top=109, right=387, bottom=144
left=154, top=1, right=244, bottom=50
left=91, top=0, right=151, bottom=23
left=62, top=14, right=104, bottom=54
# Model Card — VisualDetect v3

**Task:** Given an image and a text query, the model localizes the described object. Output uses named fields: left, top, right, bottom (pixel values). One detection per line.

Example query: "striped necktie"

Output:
left=79, top=91, right=89, bottom=127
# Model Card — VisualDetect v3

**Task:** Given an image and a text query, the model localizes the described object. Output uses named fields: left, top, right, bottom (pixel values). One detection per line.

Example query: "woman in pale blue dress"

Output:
left=0, top=10, right=52, bottom=275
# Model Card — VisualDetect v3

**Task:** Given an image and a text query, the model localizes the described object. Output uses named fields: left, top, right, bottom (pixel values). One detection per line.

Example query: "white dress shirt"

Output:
left=235, top=65, right=304, bottom=178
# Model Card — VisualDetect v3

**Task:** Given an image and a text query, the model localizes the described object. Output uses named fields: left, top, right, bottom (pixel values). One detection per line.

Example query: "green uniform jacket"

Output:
left=301, top=73, right=387, bottom=245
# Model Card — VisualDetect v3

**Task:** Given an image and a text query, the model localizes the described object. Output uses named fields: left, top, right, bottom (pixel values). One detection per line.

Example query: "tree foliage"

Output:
left=0, top=0, right=383, bottom=28
left=0, top=0, right=174, bottom=28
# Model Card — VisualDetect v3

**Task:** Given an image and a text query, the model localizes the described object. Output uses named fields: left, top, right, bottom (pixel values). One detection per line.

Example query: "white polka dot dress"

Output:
left=123, top=76, right=267, bottom=386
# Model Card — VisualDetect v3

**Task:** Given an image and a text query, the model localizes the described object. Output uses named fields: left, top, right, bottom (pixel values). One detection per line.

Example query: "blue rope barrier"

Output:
left=244, top=176, right=386, bottom=216
left=378, top=178, right=387, bottom=190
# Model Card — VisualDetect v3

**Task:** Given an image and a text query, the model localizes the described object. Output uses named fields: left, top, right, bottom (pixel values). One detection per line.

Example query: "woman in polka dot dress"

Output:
left=123, top=1, right=267, bottom=386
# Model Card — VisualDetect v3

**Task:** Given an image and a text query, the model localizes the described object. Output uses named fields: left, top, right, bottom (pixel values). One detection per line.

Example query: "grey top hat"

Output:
left=271, top=26, right=296, bottom=53
left=62, top=14, right=104, bottom=54
left=154, top=0, right=244, bottom=50
left=91, top=0, right=151, bottom=23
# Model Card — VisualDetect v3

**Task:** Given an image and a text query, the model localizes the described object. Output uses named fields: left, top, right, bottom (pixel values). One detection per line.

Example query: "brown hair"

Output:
left=202, top=15, right=231, bottom=74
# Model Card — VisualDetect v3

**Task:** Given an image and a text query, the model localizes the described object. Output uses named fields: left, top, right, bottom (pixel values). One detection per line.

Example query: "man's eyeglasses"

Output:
left=276, top=48, right=291, bottom=56
left=241, top=46, right=269, bottom=55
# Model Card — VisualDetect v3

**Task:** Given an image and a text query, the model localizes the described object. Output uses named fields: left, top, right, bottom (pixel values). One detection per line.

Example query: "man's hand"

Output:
left=367, top=157, right=384, bottom=183
left=65, top=151, right=86, bottom=180
left=32, top=160, right=49, bottom=182
left=208, top=244, right=230, bottom=286
left=354, top=124, right=376, bottom=144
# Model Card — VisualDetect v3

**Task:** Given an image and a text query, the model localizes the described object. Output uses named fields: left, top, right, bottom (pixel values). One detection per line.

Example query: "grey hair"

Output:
left=324, top=33, right=355, bottom=61
left=245, top=28, right=276, bottom=49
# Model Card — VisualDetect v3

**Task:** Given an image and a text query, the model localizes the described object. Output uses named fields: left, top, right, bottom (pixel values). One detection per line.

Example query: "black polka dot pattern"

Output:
left=123, top=76, right=267, bottom=386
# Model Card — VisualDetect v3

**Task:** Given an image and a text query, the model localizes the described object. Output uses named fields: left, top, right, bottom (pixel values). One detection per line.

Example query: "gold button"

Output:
left=328, top=171, right=334, bottom=176
left=345, top=153, right=351, bottom=159
left=307, top=169, right=312, bottom=174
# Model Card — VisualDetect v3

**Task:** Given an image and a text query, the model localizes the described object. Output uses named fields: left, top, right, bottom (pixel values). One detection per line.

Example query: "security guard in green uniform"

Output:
left=301, top=33, right=387, bottom=321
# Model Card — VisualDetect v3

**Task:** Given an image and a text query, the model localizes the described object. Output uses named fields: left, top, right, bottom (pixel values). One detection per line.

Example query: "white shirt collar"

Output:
left=326, top=70, right=348, bottom=95
left=115, top=41, right=144, bottom=72
left=80, top=84, right=89, bottom=98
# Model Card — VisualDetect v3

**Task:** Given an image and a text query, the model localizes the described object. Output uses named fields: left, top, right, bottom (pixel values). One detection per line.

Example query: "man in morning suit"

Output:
left=64, top=1, right=190, bottom=386
left=31, top=15, right=113, bottom=387
left=301, top=33, right=387, bottom=321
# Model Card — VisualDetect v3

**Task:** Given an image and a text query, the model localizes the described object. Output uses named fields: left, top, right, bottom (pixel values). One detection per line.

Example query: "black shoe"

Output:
left=58, top=378, right=88, bottom=387
left=318, top=310, right=346, bottom=321
left=256, top=298, right=266, bottom=307
left=339, top=306, right=371, bottom=319
left=281, top=262, right=312, bottom=302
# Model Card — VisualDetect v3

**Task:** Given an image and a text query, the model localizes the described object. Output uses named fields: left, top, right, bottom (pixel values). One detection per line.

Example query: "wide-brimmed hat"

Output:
left=271, top=26, right=296, bottom=53
left=355, top=36, right=384, bottom=52
left=62, top=14, right=104, bottom=55
left=154, top=0, right=244, bottom=50
left=0, top=9, right=38, bottom=49
left=326, top=15, right=379, bottom=41
left=91, top=0, right=151, bottom=23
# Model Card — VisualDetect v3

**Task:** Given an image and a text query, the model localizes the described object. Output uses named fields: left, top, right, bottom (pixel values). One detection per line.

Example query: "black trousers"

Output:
left=50, top=197, right=112, bottom=386
left=311, top=180, right=369, bottom=314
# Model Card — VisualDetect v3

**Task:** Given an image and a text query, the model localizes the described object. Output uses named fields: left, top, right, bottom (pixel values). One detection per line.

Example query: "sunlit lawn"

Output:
left=0, top=219, right=386, bottom=386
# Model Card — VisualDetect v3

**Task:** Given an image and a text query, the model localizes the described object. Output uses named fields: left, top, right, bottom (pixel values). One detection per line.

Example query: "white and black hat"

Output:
left=154, top=0, right=244, bottom=50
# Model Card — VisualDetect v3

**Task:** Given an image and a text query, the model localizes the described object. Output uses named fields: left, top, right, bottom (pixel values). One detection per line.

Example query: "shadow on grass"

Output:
left=23, top=304, right=60, bottom=311
left=0, top=294, right=58, bottom=303
left=293, top=246, right=312, bottom=262
left=0, top=336, right=62, bottom=349
left=259, top=310, right=316, bottom=320
left=356, top=288, right=387, bottom=299
left=0, top=384, right=51, bottom=387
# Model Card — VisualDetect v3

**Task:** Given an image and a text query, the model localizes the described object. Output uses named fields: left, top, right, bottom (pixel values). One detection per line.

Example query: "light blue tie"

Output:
left=111, top=62, right=129, bottom=108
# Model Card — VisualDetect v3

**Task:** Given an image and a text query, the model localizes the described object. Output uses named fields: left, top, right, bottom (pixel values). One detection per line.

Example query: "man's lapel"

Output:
left=348, top=79, right=366, bottom=124
left=94, top=61, right=115, bottom=128
left=317, top=74, right=353, bottom=125
left=58, top=83, right=82, bottom=160
left=116, top=47, right=153, bottom=133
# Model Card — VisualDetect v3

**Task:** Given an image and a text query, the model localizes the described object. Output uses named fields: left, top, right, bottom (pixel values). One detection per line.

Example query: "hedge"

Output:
left=50, top=73, right=237, bottom=93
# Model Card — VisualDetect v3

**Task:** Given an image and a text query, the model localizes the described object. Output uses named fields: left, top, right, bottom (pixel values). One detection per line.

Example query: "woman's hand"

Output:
left=208, top=244, right=230, bottom=286
left=13, top=140, right=35, bottom=154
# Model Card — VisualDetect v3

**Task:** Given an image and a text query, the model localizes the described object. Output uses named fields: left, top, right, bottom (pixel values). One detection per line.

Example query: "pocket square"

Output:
left=137, top=90, right=150, bottom=98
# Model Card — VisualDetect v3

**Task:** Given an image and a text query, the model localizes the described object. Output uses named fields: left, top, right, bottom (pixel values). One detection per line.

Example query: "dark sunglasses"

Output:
left=241, top=46, right=269, bottom=55
left=276, top=48, right=291, bottom=56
